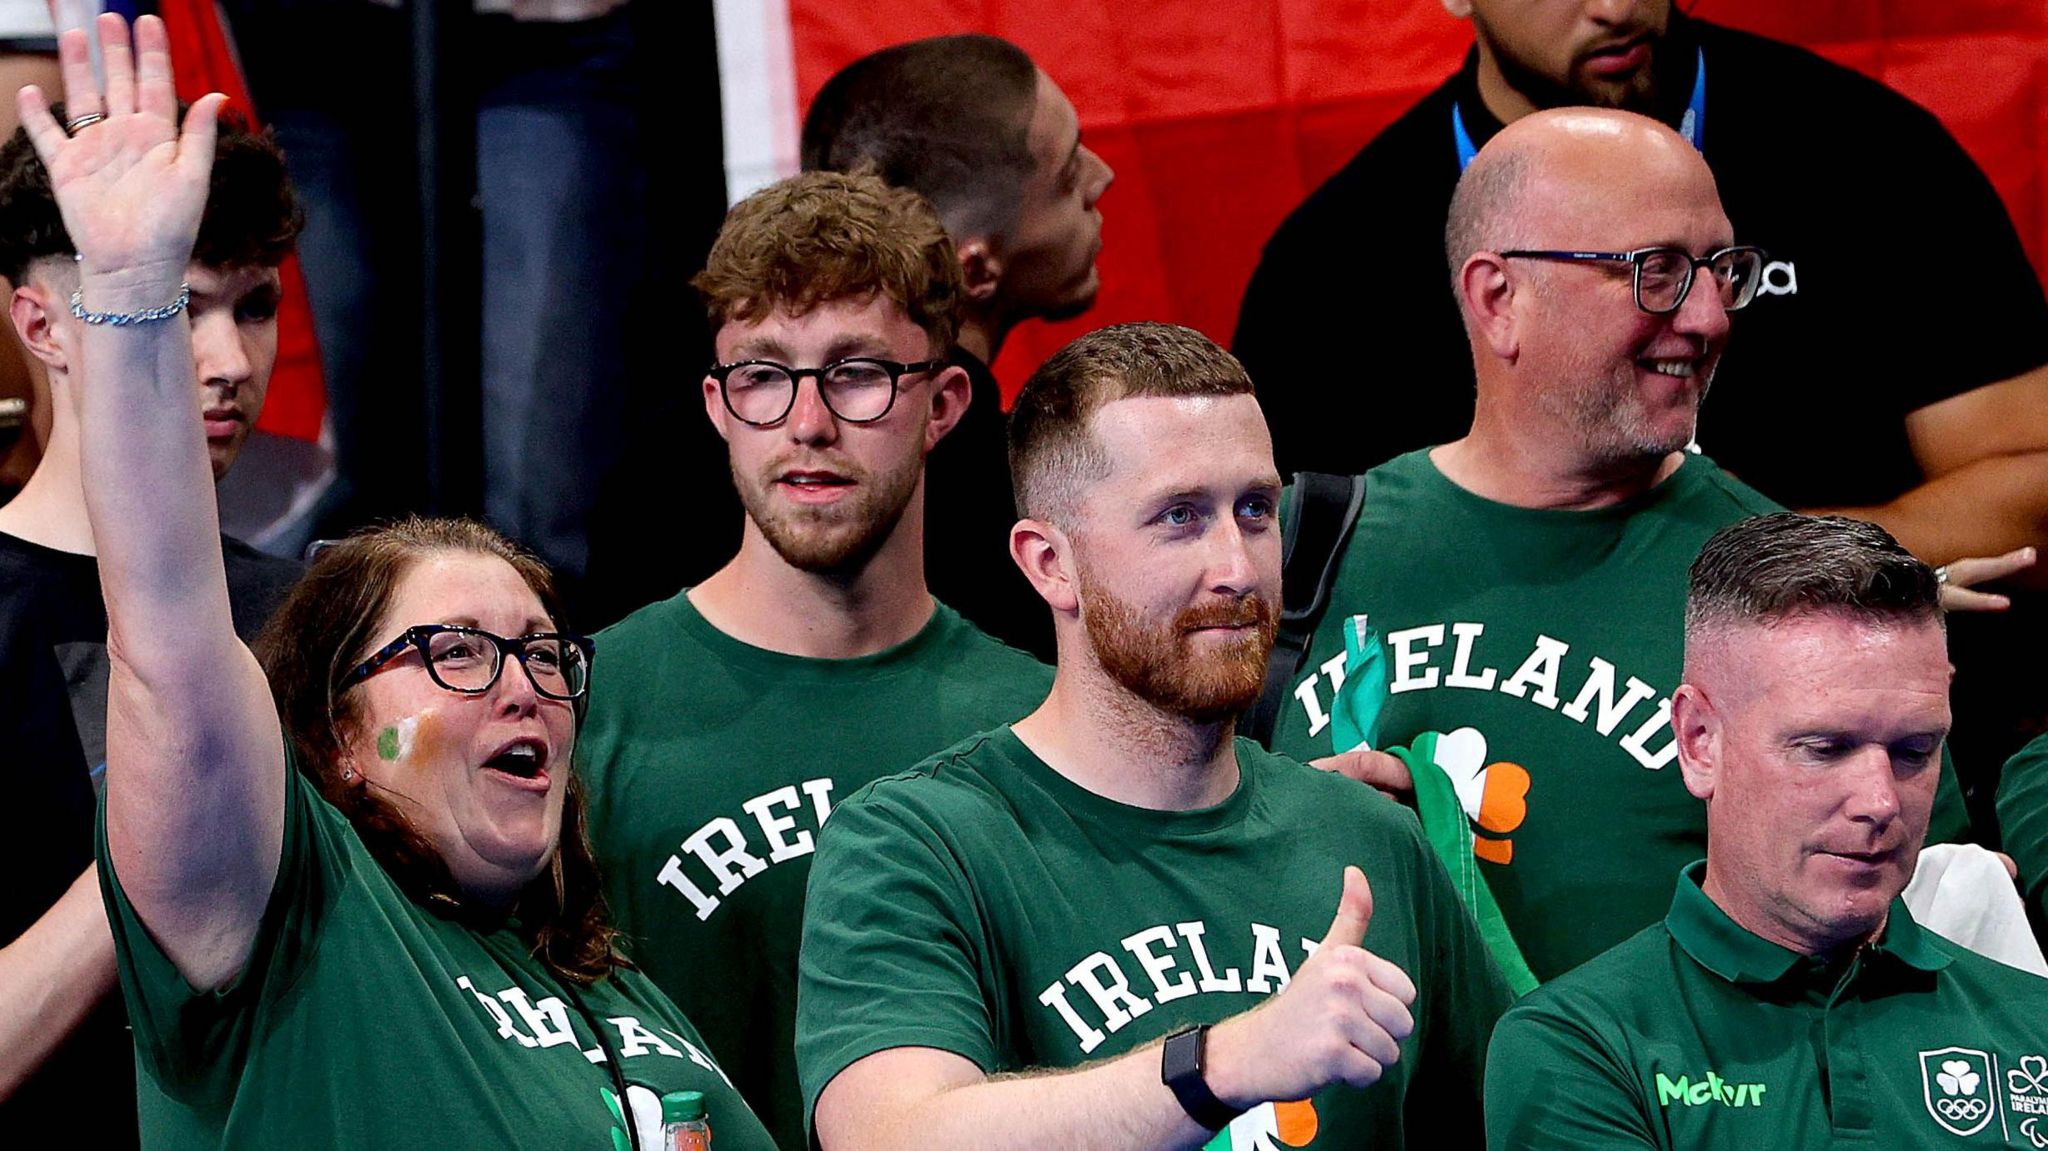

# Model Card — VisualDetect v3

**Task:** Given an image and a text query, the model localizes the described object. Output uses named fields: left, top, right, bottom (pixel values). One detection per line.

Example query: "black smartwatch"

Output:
left=1161, top=1023, right=1242, bottom=1131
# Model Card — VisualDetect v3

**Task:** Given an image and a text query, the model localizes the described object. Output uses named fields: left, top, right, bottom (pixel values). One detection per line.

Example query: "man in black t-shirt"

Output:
left=0, top=104, right=301, bottom=1144
left=801, top=34, right=1116, bottom=660
left=1237, top=4, right=2048, bottom=567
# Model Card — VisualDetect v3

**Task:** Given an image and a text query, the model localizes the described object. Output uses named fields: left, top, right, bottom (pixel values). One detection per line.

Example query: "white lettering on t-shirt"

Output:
left=1120, top=925, right=1197, bottom=1004
left=1065, top=952, right=1153, bottom=1034
left=1387, top=625, right=1444, bottom=693
left=1040, top=920, right=1307, bottom=1056
left=1038, top=981, right=1109, bottom=1054
left=654, top=778, right=838, bottom=921
left=1498, top=635, right=1568, bottom=709
left=457, top=975, right=537, bottom=1047
left=743, top=785, right=814, bottom=864
left=496, top=986, right=580, bottom=1050
left=683, top=818, right=768, bottom=894
left=1175, top=921, right=1242, bottom=993
left=610, top=1015, right=686, bottom=1060
left=1559, top=657, right=1657, bottom=735
left=1620, top=698, right=1680, bottom=770
left=1245, top=924, right=1292, bottom=993
left=1444, top=622, right=1497, bottom=690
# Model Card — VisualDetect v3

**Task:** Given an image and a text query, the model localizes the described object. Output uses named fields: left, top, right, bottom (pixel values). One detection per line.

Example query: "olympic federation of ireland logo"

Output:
left=1921, top=1047, right=1997, bottom=1137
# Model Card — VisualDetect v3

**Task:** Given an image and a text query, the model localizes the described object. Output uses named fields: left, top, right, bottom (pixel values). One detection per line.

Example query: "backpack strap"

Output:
left=1243, top=470, right=1367, bottom=746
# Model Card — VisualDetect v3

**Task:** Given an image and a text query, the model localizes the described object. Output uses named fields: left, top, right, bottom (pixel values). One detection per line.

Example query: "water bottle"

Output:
left=661, top=1090, right=712, bottom=1151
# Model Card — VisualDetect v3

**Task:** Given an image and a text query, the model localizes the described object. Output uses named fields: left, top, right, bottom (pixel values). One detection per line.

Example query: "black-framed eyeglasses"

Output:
left=708, top=357, right=943, bottom=427
left=1500, top=246, right=1767, bottom=314
left=340, top=625, right=595, bottom=701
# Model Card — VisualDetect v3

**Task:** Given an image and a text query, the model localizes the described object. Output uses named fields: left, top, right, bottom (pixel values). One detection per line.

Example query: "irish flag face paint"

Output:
left=372, top=709, right=442, bottom=765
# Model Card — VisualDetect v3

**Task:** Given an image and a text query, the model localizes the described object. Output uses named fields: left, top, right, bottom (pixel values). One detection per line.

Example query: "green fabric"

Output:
left=1269, top=450, right=1972, bottom=981
left=100, top=759, right=776, bottom=1151
left=797, top=728, right=1512, bottom=1150
left=1486, top=864, right=2048, bottom=1150
left=1998, top=732, right=2048, bottom=945
left=579, top=592, right=1051, bottom=1150
left=1328, top=614, right=1537, bottom=996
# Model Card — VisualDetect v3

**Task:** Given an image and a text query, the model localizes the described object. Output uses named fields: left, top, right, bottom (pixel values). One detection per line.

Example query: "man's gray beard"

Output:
left=1550, top=365, right=1710, bottom=470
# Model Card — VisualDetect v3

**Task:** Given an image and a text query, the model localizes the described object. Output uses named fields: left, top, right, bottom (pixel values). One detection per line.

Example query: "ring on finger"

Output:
left=63, top=112, right=105, bottom=134
left=1935, top=566, right=1950, bottom=586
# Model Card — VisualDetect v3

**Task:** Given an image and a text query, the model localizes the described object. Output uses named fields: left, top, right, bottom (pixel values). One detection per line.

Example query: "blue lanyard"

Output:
left=1454, top=45, right=1706, bottom=170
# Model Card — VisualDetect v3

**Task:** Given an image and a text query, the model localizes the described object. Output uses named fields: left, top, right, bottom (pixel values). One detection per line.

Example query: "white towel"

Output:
left=1902, top=843, right=2048, bottom=977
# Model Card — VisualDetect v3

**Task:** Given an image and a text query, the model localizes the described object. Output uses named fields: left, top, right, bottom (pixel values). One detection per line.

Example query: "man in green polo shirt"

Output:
left=799, top=322, right=1510, bottom=1151
left=577, top=170, right=1052, bottom=1150
left=1264, top=108, right=1971, bottom=983
left=1487, top=513, right=2048, bottom=1149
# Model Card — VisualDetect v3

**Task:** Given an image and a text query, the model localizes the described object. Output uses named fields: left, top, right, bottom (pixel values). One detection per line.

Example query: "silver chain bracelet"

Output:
left=69, top=282, right=191, bottom=326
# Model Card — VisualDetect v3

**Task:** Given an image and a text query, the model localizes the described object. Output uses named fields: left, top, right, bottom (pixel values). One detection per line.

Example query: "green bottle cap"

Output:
left=662, top=1091, right=707, bottom=1124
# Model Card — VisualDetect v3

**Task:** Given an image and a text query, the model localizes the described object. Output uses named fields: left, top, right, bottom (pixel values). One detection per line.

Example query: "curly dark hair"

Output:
left=254, top=516, right=625, bottom=985
left=0, top=102, right=302, bottom=284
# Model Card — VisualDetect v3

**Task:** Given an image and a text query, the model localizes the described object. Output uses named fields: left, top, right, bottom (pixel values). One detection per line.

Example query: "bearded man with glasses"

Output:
left=1260, top=109, right=1977, bottom=989
left=575, top=169, right=1052, bottom=1151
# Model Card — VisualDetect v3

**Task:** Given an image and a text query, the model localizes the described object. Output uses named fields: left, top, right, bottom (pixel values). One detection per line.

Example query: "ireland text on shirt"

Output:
left=1292, top=622, right=1678, bottom=771
left=1040, top=920, right=1317, bottom=1055
left=454, top=973, right=735, bottom=1084
left=653, top=778, right=838, bottom=920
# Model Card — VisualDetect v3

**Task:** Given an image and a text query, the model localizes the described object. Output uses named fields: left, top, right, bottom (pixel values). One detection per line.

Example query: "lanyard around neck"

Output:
left=1453, top=45, right=1706, bottom=170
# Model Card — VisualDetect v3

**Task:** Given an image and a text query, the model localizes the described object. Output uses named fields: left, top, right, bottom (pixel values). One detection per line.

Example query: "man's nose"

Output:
left=193, top=310, right=252, bottom=388
left=786, top=373, right=840, bottom=444
left=1842, top=745, right=1905, bottom=826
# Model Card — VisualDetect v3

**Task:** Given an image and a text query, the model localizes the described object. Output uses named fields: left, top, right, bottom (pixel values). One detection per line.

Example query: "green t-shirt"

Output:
left=99, top=761, right=778, bottom=1151
left=579, top=592, right=1051, bottom=1150
left=1269, top=450, right=1970, bottom=980
left=1998, top=731, right=2048, bottom=940
left=797, top=727, right=1511, bottom=1150
left=1486, top=863, right=2048, bottom=1149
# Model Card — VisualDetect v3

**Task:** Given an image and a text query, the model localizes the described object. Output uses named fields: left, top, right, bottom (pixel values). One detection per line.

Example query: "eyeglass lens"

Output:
left=424, top=628, right=587, bottom=698
left=724, top=361, right=899, bottom=424
left=1638, top=249, right=1764, bottom=312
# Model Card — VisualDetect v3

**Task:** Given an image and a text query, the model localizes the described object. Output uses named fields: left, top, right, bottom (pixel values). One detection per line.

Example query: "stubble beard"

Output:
left=737, top=447, right=924, bottom=576
left=1078, top=568, right=1278, bottom=724
left=1483, top=19, right=1666, bottom=114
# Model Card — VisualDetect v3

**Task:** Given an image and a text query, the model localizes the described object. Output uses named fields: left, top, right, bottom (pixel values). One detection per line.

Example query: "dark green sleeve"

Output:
left=1404, top=816, right=1512, bottom=1150
left=1484, top=996, right=1658, bottom=1150
left=1926, top=744, right=1974, bottom=845
left=96, top=758, right=341, bottom=1095
left=795, top=784, right=997, bottom=1136
left=1998, top=732, right=2048, bottom=942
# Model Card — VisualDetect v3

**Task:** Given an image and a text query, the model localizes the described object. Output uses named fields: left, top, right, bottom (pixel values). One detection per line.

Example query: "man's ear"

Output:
left=1457, top=252, right=1520, bottom=362
left=923, top=363, right=972, bottom=452
left=10, top=281, right=66, bottom=372
left=1440, top=0, right=1473, bottom=18
left=1010, top=515, right=1078, bottom=615
left=702, top=372, right=734, bottom=444
left=957, top=236, right=1003, bottom=307
left=1671, top=683, right=1721, bottom=802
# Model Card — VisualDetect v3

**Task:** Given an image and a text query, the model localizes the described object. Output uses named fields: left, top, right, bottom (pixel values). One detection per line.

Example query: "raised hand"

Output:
left=1938, top=546, right=2037, bottom=613
left=15, top=14, right=224, bottom=292
left=1205, top=866, right=1418, bottom=1107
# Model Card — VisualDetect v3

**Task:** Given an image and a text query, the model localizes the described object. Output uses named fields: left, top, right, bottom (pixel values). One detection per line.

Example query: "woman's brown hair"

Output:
left=254, top=516, right=624, bottom=984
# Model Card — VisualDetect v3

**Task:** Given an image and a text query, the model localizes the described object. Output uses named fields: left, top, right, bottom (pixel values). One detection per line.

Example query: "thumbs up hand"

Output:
left=1201, top=867, right=1418, bottom=1109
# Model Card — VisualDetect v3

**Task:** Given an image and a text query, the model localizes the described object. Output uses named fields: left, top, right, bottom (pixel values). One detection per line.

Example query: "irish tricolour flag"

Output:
left=1202, top=1099, right=1318, bottom=1151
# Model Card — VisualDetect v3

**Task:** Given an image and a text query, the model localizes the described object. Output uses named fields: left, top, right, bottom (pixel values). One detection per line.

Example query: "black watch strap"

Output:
left=1161, top=1024, right=1241, bottom=1131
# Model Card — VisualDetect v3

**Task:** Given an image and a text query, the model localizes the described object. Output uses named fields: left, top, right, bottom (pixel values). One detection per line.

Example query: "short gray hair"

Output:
left=1685, top=513, right=1942, bottom=646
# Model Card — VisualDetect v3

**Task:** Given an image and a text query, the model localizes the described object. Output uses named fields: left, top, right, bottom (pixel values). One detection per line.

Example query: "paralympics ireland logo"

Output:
left=1922, top=1047, right=1997, bottom=1136
left=2013, top=1054, right=2048, bottom=1117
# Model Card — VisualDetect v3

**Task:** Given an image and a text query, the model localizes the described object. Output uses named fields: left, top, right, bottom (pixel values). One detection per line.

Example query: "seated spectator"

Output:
left=0, top=34, right=300, bottom=1142
left=800, top=322, right=1508, bottom=1151
left=803, top=34, right=1114, bottom=658
left=26, top=16, right=776, bottom=1149
left=1486, top=512, right=2048, bottom=1149
left=1262, top=108, right=1969, bottom=983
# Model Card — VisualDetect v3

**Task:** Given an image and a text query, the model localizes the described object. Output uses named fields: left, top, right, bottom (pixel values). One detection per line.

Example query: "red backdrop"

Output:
left=787, top=1, right=2048, bottom=403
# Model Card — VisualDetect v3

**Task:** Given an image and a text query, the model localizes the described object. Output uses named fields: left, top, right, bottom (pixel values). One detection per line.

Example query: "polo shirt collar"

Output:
left=1666, top=862, right=1953, bottom=986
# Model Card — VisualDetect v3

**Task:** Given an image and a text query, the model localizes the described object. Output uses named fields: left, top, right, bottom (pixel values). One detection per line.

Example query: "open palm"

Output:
left=14, top=14, right=223, bottom=281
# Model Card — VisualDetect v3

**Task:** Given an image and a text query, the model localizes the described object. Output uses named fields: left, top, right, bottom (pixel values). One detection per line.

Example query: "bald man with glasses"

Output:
left=1260, top=108, right=1975, bottom=989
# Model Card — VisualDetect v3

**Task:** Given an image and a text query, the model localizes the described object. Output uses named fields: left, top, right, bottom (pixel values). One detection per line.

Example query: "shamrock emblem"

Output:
left=1939, top=1060, right=1982, bottom=1096
left=2010, top=1055, right=2048, bottom=1096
